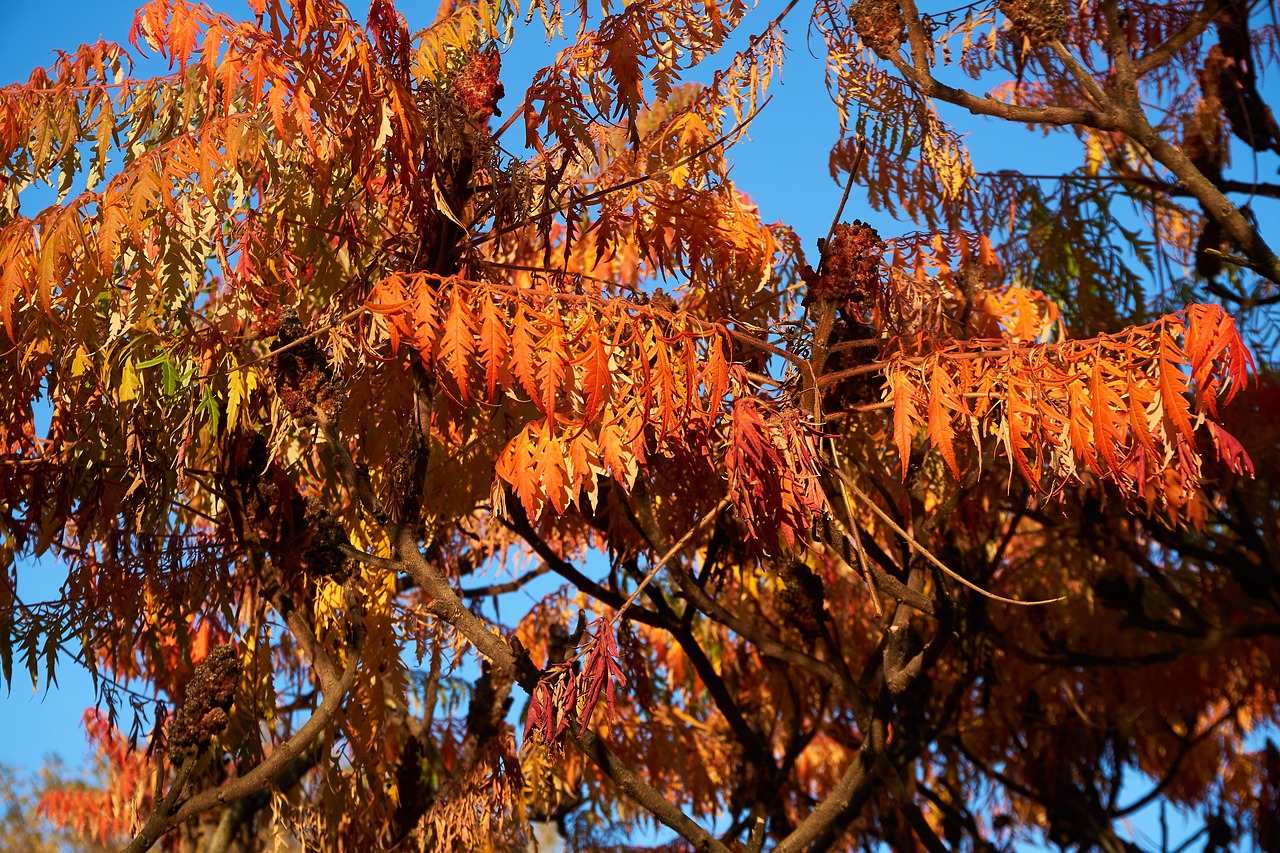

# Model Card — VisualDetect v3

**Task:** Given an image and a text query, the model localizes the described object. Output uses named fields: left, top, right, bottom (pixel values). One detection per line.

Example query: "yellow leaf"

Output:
left=227, top=365, right=260, bottom=429
left=432, top=172, right=466, bottom=228
left=118, top=359, right=139, bottom=403
left=70, top=346, right=93, bottom=378
left=1085, top=133, right=1104, bottom=176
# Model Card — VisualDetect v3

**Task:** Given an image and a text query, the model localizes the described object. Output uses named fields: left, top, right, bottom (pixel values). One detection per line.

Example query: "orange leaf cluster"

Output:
left=368, top=274, right=739, bottom=517
left=884, top=303, right=1254, bottom=519
left=36, top=710, right=156, bottom=845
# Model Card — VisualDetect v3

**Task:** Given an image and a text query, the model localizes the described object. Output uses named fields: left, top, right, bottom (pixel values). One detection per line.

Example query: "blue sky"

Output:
left=0, top=0, right=1233, bottom=849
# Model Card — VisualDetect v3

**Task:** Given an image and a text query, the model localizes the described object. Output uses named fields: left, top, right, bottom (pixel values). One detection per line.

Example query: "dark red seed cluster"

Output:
left=302, top=497, right=355, bottom=581
left=272, top=308, right=344, bottom=424
left=453, top=47, right=505, bottom=125
left=803, top=220, right=885, bottom=305
left=168, top=644, right=242, bottom=763
left=852, top=0, right=907, bottom=57
left=1000, top=0, right=1065, bottom=46
left=777, top=560, right=827, bottom=643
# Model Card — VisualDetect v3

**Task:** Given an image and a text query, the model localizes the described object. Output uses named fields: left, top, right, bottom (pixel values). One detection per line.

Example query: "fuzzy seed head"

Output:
left=852, top=0, right=907, bottom=57
left=1000, top=0, right=1065, bottom=46
left=804, top=221, right=885, bottom=305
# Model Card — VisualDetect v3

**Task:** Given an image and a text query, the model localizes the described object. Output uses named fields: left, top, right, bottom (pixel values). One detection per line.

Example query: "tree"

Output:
left=0, top=756, right=113, bottom=853
left=1, top=0, right=1278, bottom=849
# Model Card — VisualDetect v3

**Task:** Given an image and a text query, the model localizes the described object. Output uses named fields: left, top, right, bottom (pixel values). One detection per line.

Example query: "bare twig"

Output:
left=608, top=497, right=730, bottom=626
left=834, top=470, right=1066, bottom=606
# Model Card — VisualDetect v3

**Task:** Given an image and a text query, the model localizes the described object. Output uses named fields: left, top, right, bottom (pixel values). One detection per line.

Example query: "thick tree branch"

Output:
left=1048, top=40, right=1112, bottom=109
left=124, top=653, right=359, bottom=853
left=205, top=742, right=323, bottom=853
left=1126, top=115, right=1280, bottom=283
left=891, top=0, right=1121, bottom=129
left=1101, top=0, right=1140, bottom=102
left=171, top=653, right=357, bottom=822
left=501, top=501, right=668, bottom=630
left=977, top=170, right=1280, bottom=200
left=773, top=726, right=884, bottom=853
left=612, top=554, right=771, bottom=769
left=459, top=562, right=551, bottom=598
left=898, top=62, right=1119, bottom=128
left=568, top=728, right=734, bottom=853
left=391, top=523, right=537, bottom=688
left=872, top=750, right=951, bottom=853
left=338, top=438, right=736, bottom=853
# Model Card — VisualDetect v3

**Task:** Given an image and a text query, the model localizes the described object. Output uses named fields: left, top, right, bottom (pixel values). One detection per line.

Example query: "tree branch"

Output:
left=124, top=653, right=359, bottom=853
left=773, top=725, right=884, bottom=853
left=205, top=741, right=323, bottom=853
left=891, top=0, right=1122, bottom=130
left=624, top=483, right=862, bottom=698
left=1133, top=0, right=1227, bottom=76
left=567, top=728, right=734, bottom=853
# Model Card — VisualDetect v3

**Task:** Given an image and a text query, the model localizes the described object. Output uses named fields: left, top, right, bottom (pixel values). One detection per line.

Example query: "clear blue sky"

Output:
left=0, top=1, right=1219, bottom=850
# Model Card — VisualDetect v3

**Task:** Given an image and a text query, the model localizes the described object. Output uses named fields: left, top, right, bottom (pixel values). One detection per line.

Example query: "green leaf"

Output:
left=198, top=384, right=221, bottom=433
left=0, top=617, right=13, bottom=693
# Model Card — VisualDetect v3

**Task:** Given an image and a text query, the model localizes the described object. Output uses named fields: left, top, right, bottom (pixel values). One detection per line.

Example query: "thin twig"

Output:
left=825, top=144, right=864, bottom=247
left=826, top=442, right=882, bottom=616
left=834, top=469, right=1065, bottom=606
left=195, top=305, right=366, bottom=380
left=609, top=497, right=730, bottom=626
left=468, top=97, right=772, bottom=249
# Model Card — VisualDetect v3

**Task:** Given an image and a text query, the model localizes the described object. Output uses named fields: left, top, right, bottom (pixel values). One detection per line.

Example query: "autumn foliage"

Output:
left=1, top=0, right=1279, bottom=850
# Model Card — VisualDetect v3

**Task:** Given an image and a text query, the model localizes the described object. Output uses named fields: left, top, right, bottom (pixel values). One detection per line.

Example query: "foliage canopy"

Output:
left=1, top=0, right=1279, bottom=849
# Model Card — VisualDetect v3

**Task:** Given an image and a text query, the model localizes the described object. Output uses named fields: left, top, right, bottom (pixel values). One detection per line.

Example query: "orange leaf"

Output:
left=702, top=332, right=730, bottom=425
left=1090, top=355, right=1126, bottom=476
left=510, top=303, right=540, bottom=403
left=497, top=426, right=542, bottom=518
left=599, top=419, right=635, bottom=485
left=1157, top=327, right=1194, bottom=442
left=927, top=360, right=960, bottom=478
left=1126, top=372, right=1159, bottom=458
left=439, top=291, right=476, bottom=400
left=412, top=283, right=441, bottom=356
left=477, top=294, right=510, bottom=401
left=889, top=366, right=918, bottom=478
left=579, top=326, right=612, bottom=424
left=535, top=424, right=569, bottom=514
left=535, top=307, right=568, bottom=424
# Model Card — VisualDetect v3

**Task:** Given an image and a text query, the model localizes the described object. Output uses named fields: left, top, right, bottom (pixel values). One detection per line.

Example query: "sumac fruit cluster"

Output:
left=168, top=644, right=242, bottom=763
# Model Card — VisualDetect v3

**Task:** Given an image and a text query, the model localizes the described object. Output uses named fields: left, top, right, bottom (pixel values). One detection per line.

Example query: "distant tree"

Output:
left=1, top=0, right=1277, bottom=850
left=0, top=757, right=112, bottom=853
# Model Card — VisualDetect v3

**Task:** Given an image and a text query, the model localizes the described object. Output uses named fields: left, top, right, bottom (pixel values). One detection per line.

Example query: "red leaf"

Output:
left=576, top=619, right=626, bottom=734
left=1207, top=420, right=1254, bottom=477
